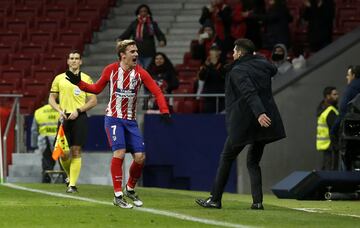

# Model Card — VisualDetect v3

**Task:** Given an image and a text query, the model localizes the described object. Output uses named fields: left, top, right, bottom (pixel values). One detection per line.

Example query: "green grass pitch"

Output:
left=0, top=183, right=359, bottom=228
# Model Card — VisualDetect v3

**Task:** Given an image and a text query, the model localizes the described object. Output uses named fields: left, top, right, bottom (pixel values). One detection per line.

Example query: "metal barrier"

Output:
left=0, top=94, right=22, bottom=184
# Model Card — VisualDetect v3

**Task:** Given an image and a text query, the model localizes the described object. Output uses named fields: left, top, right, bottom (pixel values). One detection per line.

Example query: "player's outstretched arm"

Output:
left=66, top=70, right=109, bottom=94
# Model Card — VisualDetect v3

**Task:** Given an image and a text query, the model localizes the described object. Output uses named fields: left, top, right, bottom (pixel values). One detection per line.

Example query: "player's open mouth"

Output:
left=132, top=57, right=137, bottom=63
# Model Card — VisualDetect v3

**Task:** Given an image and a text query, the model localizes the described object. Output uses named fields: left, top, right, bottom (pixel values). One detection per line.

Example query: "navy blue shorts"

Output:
left=104, top=116, right=145, bottom=152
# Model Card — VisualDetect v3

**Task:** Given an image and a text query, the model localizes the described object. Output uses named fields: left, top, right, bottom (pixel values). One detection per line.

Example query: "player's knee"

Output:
left=134, top=153, right=145, bottom=164
left=113, top=149, right=126, bottom=158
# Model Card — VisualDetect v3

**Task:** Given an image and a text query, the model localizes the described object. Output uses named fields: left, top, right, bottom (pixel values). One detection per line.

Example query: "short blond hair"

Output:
left=116, top=39, right=136, bottom=57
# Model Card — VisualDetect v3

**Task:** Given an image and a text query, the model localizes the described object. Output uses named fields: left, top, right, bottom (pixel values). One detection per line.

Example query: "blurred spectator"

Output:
left=192, top=21, right=226, bottom=63
left=242, top=0, right=266, bottom=49
left=316, top=86, right=339, bottom=170
left=146, top=52, right=179, bottom=111
left=254, top=0, right=292, bottom=50
left=118, top=4, right=166, bottom=69
left=302, top=0, right=335, bottom=52
left=199, top=0, right=232, bottom=53
left=31, top=104, right=60, bottom=183
left=227, top=0, right=248, bottom=41
left=291, top=46, right=306, bottom=70
left=271, top=44, right=292, bottom=76
left=196, top=45, right=225, bottom=113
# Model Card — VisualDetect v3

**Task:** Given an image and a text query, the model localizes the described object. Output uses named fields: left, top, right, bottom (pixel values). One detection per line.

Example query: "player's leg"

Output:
left=123, top=119, right=145, bottom=207
left=105, top=116, right=133, bottom=209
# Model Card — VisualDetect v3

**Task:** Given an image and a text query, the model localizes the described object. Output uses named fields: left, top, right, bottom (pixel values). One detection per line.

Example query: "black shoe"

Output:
left=124, top=186, right=143, bottom=207
left=113, top=195, right=133, bottom=209
left=251, top=203, right=264, bottom=210
left=66, top=186, right=78, bottom=193
left=195, top=197, right=221, bottom=209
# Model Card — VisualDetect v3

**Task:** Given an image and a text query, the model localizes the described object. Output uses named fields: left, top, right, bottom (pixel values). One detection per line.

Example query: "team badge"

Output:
left=74, top=87, right=81, bottom=96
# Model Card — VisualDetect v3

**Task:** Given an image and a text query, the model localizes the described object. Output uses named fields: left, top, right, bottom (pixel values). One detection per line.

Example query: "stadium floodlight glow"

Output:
left=0, top=121, right=4, bottom=184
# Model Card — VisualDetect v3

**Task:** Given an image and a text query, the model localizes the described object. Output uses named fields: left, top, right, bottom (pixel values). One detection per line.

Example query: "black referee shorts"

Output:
left=63, top=112, right=88, bottom=147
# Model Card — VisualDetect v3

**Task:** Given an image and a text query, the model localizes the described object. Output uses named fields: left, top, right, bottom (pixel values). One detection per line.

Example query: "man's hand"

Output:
left=68, top=110, right=79, bottom=120
left=160, top=113, right=171, bottom=124
left=65, top=70, right=81, bottom=85
left=258, top=113, right=271, bottom=128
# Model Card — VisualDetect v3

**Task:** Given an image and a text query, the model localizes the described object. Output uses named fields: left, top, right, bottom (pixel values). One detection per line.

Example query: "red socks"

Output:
left=127, top=161, right=144, bottom=189
left=111, top=157, right=123, bottom=193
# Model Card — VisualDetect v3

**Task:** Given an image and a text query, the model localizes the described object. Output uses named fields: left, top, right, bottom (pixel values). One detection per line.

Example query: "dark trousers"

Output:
left=211, top=138, right=265, bottom=203
left=321, top=149, right=339, bottom=171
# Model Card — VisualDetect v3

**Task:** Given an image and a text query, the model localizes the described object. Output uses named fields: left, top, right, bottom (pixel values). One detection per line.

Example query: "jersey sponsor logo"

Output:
left=74, top=87, right=81, bottom=96
left=115, top=88, right=135, bottom=98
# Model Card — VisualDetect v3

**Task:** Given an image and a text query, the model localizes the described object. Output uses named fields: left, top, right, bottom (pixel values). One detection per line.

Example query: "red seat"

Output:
left=57, top=30, right=85, bottom=45
left=42, top=7, right=72, bottom=19
left=0, top=67, right=26, bottom=80
left=342, top=19, right=360, bottom=32
left=8, top=53, right=39, bottom=72
left=0, top=78, right=21, bottom=89
left=34, top=17, right=65, bottom=33
left=0, top=7, right=10, bottom=18
left=28, top=31, right=56, bottom=44
left=65, top=18, right=92, bottom=42
left=0, top=31, right=23, bottom=45
left=19, top=96, right=38, bottom=115
left=12, top=6, right=40, bottom=19
left=75, top=7, right=102, bottom=30
left=0, top=52, right=9, bottom=65
left=0, top=42, right=18, bottom=54
left=39, top=53, right=66, bottom=70
left=48, top=42, right=79, bottom=56
left=31, top=65, right=56, bottom=82
left=5, top=18, right=31, bottom=35
left=19, top=43, right=47, bottom=54
left=22, top=78, right=51, bottom=92
left=172, top=86, right=193, bottom=94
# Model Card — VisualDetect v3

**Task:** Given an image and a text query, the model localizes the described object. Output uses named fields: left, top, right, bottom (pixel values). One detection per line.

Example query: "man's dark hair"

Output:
left=68, top=50, right=81, bottom=59
left=234, top=39, right=256, bottom=55
left=348, top=65, right=360, bottom=78
left=323, top=86, right=336, bottom=98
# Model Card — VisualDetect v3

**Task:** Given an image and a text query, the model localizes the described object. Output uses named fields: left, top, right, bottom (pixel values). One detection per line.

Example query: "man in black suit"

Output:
left=196, top=38, right=286, bottom=210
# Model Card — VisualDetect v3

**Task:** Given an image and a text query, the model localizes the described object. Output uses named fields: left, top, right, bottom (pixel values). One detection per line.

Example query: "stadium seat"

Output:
left=0, top=7, right=10, bottom=18
left=39, top=53, right=66, bottom=70
left=0, top=42, right=18, bottom=54
left=8, top=53, right=39, bottom=72
left=0, top=32, right=23, bottom=46
left=75, top=7, right=102, bottom=30
left=0, top=52, right=9, bottom=65
left=34, top=17, right=65, bottom=33
left=48, top=42, right=81, bottom=56
left=31, top=65, right=56, bottom=82
left=42, top=6, right=72, bottom=19
left=0, top=67, right=26, bottom=80
left=65, top=18, right=92, bottom=43
left=57, top=30, right=85, bottom=45
left=5, top=18, right=32, bottom=35
left=12, top=6, right=41, bottom=19
left=19, top=43, right=46, bottom=54
left=0, top=78, right=21, bottom=90
left=28, top=31, right=56, bottom=45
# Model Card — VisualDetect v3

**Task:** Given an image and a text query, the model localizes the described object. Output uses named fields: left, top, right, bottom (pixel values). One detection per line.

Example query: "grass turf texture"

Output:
left=0, top=183, right=359, bottom=228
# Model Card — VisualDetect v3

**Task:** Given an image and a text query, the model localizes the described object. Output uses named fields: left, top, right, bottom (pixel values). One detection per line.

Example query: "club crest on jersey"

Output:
left=113, top=136, right=117, bottom=141
left=74, top=87, right=81, bottom=96
left=130, top=78, right=137, bottom=88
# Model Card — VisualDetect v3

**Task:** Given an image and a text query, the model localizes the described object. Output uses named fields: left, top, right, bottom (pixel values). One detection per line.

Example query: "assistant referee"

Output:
left=48, top=50, right=97, bottom=193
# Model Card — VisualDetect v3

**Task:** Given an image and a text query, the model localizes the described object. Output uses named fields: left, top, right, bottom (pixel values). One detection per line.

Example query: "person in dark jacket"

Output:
left=195, top=38, right=285, bottom=210
left=199, top=0, right=232, bottom=53
left=146, top=52, right=179, bottom=111
left=331, top=66, right=360, bottom=170
left=302, top=0, right=335, bottom=52
left=255, top=0, right=293, bottom=50
left=118, top=4, right=166, bottom=69
left=242, top=0, right=266, bottom=49
left=196, top=45, right=226, bottom=113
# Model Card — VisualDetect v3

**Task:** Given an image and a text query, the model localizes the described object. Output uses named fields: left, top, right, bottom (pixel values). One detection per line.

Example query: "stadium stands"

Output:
left=0, top=0, right=115, bottom=114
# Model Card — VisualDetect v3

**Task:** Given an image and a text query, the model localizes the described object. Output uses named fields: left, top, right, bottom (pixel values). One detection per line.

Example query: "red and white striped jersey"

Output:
left=78, top=62, right=169, bottom=120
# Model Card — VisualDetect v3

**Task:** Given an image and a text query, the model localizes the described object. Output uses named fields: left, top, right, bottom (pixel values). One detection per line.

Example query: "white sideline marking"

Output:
left=2, top=183, right=251, bottom=228
left=293, top=207, right=360, bottom=219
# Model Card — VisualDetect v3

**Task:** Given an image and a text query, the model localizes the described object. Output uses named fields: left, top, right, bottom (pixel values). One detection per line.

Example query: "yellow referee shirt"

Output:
left=50, top=72, right=94, bottom=113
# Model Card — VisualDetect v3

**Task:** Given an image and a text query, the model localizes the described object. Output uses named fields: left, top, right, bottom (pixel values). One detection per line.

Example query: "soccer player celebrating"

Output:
left=65, top=40, right=170, bottom=209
